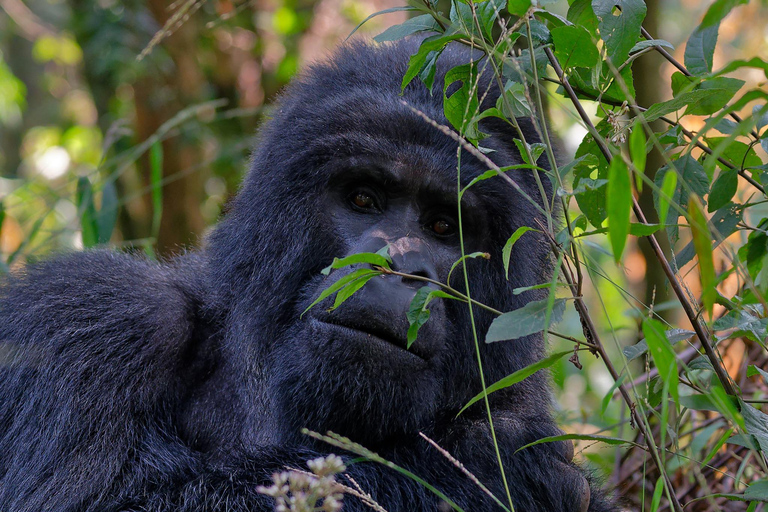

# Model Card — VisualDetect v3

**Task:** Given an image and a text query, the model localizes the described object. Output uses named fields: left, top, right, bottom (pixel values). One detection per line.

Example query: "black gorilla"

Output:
left=0, top=39, right=615, bottom=511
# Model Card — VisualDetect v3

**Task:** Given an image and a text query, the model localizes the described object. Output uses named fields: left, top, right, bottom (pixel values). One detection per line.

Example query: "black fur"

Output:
left=0, top=40, right=616, bottom=511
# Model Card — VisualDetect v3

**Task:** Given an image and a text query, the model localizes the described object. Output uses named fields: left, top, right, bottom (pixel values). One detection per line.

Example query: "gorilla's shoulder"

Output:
left=0, top=250, right=203, bottom=393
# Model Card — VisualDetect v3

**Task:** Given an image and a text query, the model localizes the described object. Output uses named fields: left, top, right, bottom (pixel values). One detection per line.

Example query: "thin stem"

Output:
left=456, top=145, right=515, bottom=511
left=376, top=267, right=503, bottom=316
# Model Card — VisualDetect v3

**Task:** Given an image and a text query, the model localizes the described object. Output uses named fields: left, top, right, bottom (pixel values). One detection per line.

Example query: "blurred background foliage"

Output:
left=1, top=0, right=768, bottom=502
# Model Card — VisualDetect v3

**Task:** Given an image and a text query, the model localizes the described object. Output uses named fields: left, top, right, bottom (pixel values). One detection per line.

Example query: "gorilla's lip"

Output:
left=312, top=318, right=428, bottom=361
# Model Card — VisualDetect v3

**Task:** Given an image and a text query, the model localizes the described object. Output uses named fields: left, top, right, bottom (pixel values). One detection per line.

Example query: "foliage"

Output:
left=308, top=0, right=768, bottom=509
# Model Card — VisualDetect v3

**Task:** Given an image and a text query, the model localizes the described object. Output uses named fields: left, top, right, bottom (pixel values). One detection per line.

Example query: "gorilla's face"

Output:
left=270, top=151, right=493, bottom=443
left=210, top=42, right=549, bottom=447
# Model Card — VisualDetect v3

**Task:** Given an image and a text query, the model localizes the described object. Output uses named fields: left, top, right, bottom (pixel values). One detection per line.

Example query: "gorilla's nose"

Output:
left=387, top=237, right=438, bottom=286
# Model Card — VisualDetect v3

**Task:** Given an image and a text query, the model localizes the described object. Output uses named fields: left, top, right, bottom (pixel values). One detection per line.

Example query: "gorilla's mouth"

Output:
left=312, top=318, right=428, bottom=361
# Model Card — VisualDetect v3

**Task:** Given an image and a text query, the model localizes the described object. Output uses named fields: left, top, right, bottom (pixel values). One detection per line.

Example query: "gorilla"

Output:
left=0, top=39, right=615, bottom=511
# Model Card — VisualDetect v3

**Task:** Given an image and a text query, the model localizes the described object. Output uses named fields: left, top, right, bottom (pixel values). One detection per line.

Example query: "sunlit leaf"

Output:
left=516, top=433, right=641, bottom=453
left=551, top=25, right=599, bottom=68
left=642, top=318, right=679, bottom=404
left=607, top=157, right=631, bottom=262
left=689, top=196, right=717, bottom=317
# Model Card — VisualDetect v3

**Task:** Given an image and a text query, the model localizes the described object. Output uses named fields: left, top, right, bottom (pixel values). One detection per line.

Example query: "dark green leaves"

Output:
left=684, top=23, right=719, bottom=75
left=485, top=297, right=566, bottom=343
left=402, top=33, right=463, bottom=92
left=708, top=170, right=738, bottom=213
left=592, top=0, right=647, bottom=65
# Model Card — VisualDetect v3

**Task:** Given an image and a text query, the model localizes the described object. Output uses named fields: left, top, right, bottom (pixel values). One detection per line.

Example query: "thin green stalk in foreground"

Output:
left=455, top=146, right=515, bottom=512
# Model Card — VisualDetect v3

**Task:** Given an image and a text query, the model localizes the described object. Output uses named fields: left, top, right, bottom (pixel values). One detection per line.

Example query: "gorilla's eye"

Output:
left=431, top=219, right=455, bottom=236
left=349, top=190, right=378, bottom=211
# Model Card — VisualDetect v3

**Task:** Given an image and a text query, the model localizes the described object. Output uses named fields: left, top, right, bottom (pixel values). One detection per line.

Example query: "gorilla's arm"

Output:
left=0, top=251, right=203, bottom=511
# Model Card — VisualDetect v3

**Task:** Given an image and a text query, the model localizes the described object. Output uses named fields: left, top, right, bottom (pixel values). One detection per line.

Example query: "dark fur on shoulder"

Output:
left=0, top=39, right=617, bottom=511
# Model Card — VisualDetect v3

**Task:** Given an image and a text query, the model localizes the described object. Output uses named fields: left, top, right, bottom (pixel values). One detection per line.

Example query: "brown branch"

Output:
left=545, top=46, right=737, bottom=397
left=640, top=26, right=760, bottom=141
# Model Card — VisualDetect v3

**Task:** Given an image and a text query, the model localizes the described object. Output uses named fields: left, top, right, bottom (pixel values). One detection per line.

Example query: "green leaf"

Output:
left=607, top=157, right=631, bottom=262
left=321, top=252, right=392, bottom=275
left=702, top=428, right=733, bottom=465
left=642, top=89, right=718, bottom=122
left=744, top=480, right=768, bottom=501
left=516, top=433, right=640, bottom=454
left=630, top=39, right=674, bottom=53
left=407, top=286, right=433, bottom=347
left=148, top=141, right=163, bottom=255
left=75, top=176, right=98, bottom=248
left=629, top=127, right=646, bottom=189
left=551, top=25, right=599, bottom=69
left=741, top=399, right=768, bottom=454
left=623, top=328, right=694, bottom=362
left=302, top=269, right=381, bottom=316
left=685, top=23, right=719, bottom=75
left=642, top=318, right=679, bottom=404
left=654, top=155, right=709, bottom=229
left=508, top=0, right=532, bottom=17
left=443, top=62, right=482, bottom=140
left=448, top=251, right=490, bottom=283
left=686, top=78, right=745, bottom=116
left=712, top=57, right=768, bottom=80
left=708, top=170, right=737, bottom=213
left=650, top=477, right=664, bottom=512
left=497, top=81, right=532, bottom=118
left=502, top=226, right=536, bottom=279
left=689, top=196, right=717, bottom=318
left=402, top=33, right=463, bottom=92
left=485, top=298, right=566, bottom=343
left=375, top=14, right=440, bottom=43
left=567, top=0, right=598, bottom=35
left=700, top=0, right=748, bottom=29
left=332, top=273, right=378, bottom=310
left=592, top=0, right=647, bottom=65
left=96, top=181, right=118, bottom=245
left=459, top=349, right=573, bottom=415
left=347, top=6, right=417, bottom=40
left=407, top=288, right=458, bottom=346
left=748, top=365, right=768, bottom=385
